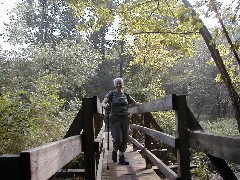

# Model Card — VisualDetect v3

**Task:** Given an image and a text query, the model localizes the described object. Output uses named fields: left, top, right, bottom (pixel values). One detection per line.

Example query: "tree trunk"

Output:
left=119, top=41, right=124, bottom=78
left=210, top=1, right=240, bottom=65
left=182, top=0, right=240, bottom=132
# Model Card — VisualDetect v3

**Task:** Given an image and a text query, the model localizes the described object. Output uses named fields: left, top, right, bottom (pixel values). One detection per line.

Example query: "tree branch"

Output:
left=133, top=31, right=196, bottom=35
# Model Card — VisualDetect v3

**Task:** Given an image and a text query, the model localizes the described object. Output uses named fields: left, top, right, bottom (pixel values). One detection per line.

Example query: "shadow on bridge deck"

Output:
left=99, top=133, right=162, bottom=180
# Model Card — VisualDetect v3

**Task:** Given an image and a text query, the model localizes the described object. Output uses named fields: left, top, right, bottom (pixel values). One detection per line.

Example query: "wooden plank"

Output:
left=185, top=106, right=238, bottom=180
left=175, top=95, right=191, bottom=180
left=128, top=94, right=176, bottom=114
left=144, top=113, right=152, bottom=169
left=130, top=124, right=178, bottom=148
left=129, top=136, right=180, bottom=180
left=131, top=114, right=138, bottom=151
left=96, top=132, right=107, bottom=180
left=20, top=135, right=82, bottom=180
left=101, top=134, right=161, bottom=180
left=189, top=131, right=240, bottom=164
left=94, top=124, right=106, bottom=153
left=144, top=112, right=178, bottom=158
left=94, top=113, right=102, bottom=139
left=93, top=96, right=104, bottom=114
left=0, top=154, right=20, bottom=180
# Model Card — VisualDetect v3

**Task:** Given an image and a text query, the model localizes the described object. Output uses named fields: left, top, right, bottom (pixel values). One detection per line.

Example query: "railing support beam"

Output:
left=175, top=95, right=191, bottom=180
left=82, top=97, right=95, bottom=180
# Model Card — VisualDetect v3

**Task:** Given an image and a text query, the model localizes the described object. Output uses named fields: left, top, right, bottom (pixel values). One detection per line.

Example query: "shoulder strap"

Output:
left=124, top=92, right=131, bottom=103
left=109, top=91, right=114, bottom=102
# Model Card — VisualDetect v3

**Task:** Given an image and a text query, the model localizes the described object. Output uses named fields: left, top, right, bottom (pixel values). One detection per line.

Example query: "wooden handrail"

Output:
left=189, top=131, right=240, bottom=164
left=0, top=135, right=82, bottom=180
left=129, top=94, right=176, bottom=114
left=129, top=136, right=180, bottom=180
left=130, top=124, right=178, bottom=148
left=128, top=94, right=239, bottom=180
left=20, top=135, right=82, bottom=180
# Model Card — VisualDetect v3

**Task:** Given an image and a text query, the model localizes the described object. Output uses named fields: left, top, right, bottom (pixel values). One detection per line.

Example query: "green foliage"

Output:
left=152, top=111, right=176, bottom=136
left=68, top=154, right=84, bottom=169
left=200, top=118, right=240, bottom=137
left=0, top=75, right=65, bottom=154
left=124, top=32, right=190, bottom=100
left=32, top=75, right=64, bottom=114
left=68, top=0, right=216, bottom=108
left=211, top=43, right=240, bottom=93
left=24, top=39, right=101, bottom=100
left=69, top=0, right=240, bottom=133
left=191, top=152, right=211, bottom=180
left=5, top=0, right=80, bottom=46
left=69, top=0, right=200, bottom=55
left=0, top=38, right=102, bottom=154
left=191, top=117, right=240, bottom=179
left=69, top=0, right=115, bottom=32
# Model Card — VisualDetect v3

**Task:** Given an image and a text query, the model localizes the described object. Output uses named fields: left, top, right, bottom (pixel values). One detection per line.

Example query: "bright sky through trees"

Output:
left=0, top=0, right=233, bottom=30
left=0, top=0, right=21, bottom=33
left=0, top=0, right=235, bottom=49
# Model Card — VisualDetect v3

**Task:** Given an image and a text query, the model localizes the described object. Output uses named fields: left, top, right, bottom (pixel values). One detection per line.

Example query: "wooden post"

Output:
left=94, top=114, right=101, bottom=138
left=175, top=95, right=191, bottom=179
left=20, top=152, right=31, bottom=180
left=82, top=97, right=95, bottom=180
left=131, top=114, right=138, bottom=151
left=143, top=113, right=152, bottom=169
left=0, top=154, right=20, bottom=180
left=92, top=96, right=104, bottom=137
left=94, top=113, right=102, bottom=171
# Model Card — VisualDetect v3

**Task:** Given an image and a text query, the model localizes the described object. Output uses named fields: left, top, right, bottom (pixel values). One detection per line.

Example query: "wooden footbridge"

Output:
left=1, top=94, right=240, bottom=180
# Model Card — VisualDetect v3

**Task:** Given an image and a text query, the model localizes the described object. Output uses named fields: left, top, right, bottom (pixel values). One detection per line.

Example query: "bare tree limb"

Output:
left=181, top=0, right=240, bottom=132
left=133, top=31, right=195, bottom=35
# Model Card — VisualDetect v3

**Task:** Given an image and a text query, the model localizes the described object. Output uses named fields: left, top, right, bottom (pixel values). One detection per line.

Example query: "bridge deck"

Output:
left=99, top=132, right=161, bottom=180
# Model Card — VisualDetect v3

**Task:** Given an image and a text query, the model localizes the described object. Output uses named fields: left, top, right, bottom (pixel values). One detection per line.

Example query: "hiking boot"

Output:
left=112, top=151, right=117, bottom=163
left=119, top=155, right=129, bottom=165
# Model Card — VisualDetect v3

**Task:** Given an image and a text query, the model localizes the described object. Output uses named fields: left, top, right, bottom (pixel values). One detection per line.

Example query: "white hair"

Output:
left=113, top=77, right=124, bottom=87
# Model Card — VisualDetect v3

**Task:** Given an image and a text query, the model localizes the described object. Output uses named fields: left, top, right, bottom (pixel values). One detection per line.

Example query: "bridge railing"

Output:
left=0, top=135, right=83, bottom=180
left=1, top=95, right=239, bottom=180
left=0, top=96, right=106, bottom=180
left=128, top=94, right=240, bottom=180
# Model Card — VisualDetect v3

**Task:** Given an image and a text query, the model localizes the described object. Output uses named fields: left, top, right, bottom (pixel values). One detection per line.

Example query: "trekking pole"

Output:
left=106, top=105, right=110, bottom=170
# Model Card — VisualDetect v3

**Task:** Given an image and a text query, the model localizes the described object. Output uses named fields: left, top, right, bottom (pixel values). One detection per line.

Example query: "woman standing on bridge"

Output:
left=102, top=77, right=141, bottom=165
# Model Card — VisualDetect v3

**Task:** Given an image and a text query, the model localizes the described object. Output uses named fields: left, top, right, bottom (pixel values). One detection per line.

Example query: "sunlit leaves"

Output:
left=69, top=0, right=115, bottom=32
left=129, top=34, right=183, bottom=67
left=208, top=43, right=240, bottom=92
left=0, top=78, right=63, bottom=154
left=152, top=111, right=176, bottom=136
left=69, top=0, right=202, bottom=102
left=200, top=118, right=240, bottom=137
